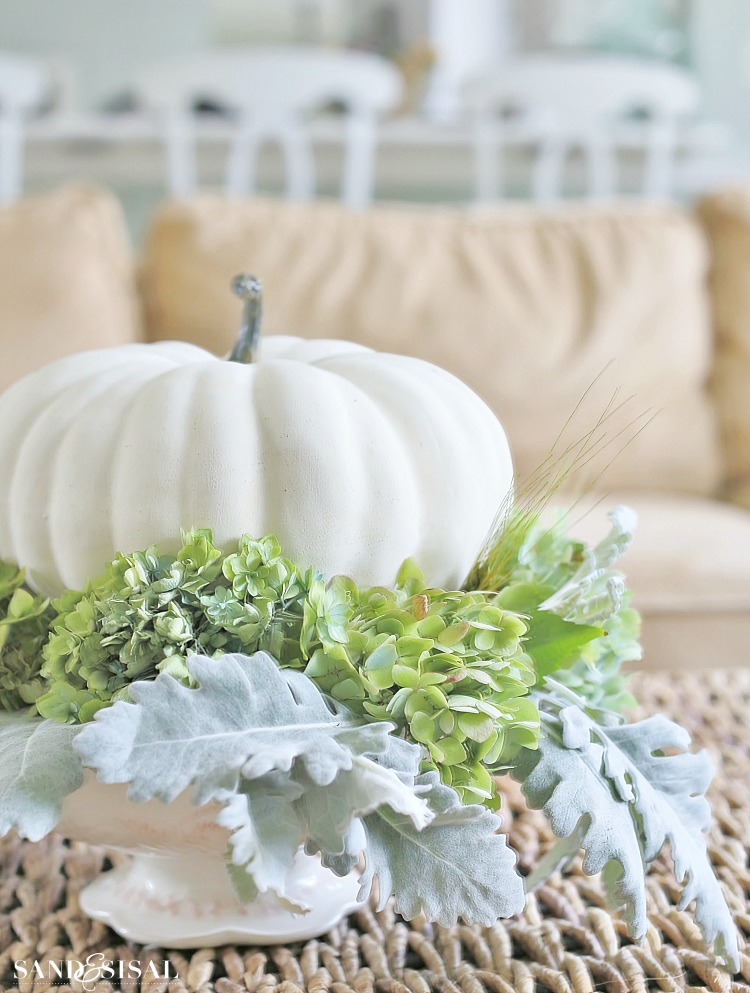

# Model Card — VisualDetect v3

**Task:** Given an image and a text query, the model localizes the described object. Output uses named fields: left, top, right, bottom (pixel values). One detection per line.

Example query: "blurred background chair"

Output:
left=134, top=47, right=402, bottom=206
left=464, top=54, right=702, bottom=202
left=0, top=51, right=52, bottom=203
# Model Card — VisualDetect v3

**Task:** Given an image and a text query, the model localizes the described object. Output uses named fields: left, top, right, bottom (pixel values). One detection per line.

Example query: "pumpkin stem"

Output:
left=229, top=274, right=263, bottom=364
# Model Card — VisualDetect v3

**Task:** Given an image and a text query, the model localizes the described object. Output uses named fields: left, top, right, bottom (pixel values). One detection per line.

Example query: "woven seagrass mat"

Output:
left=0, top=669, right=748, bottom=993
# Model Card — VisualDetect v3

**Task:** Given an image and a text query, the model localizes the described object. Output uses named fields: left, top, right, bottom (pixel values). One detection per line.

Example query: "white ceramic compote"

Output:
left=57, top=774, right=362, bottom=948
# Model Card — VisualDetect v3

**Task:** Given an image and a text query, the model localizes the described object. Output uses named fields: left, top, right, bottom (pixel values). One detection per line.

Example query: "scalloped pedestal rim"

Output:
left=78, top=849, right=364, bottom=948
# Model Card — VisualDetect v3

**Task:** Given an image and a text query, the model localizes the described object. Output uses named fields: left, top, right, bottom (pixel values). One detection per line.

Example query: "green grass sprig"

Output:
left=465, top=385, right=655, bottom=593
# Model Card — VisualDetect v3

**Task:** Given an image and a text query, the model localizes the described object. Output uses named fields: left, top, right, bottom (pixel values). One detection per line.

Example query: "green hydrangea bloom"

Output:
left=26, top=531, right=541, bottom=803
left=0, top=562, right=53, bottom=711
left=36, top=529, right=315, bottom=722
left=292, top=560, right=538, bottom=805
left=0, top=511, right=638, bottom=808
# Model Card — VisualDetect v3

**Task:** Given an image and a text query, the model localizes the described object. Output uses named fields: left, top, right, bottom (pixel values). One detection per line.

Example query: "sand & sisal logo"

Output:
left=13, top=952, right=177, bottom=990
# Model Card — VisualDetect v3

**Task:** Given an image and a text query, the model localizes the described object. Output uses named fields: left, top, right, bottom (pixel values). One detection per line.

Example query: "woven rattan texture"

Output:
left=0, top=669, right=748, bottom=993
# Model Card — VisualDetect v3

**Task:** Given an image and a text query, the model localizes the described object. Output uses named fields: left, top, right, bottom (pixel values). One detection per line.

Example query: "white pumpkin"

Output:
left=0, top=280, right=513, bottom=597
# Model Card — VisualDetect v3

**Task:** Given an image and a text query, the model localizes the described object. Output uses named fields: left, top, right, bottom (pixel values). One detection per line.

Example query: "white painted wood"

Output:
left=134, top=46, right=402, bottom=205
left=464, top=54, right=701, bottom=201
left=0, top=51, right=50, bottom=202
left=16, top=109, right=730, bottom=203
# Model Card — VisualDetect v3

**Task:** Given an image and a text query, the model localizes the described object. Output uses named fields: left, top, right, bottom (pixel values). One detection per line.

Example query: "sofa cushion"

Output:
left=564, top=492, right=750, bottom=669
left=0, top=185, right=142, bottom=393
left=142, top=196, right=721, bottom=497
left=697, top=188, right=750, bottom=509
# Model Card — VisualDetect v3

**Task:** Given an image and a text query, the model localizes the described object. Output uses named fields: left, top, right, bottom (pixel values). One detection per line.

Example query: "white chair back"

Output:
left=464, top=55, right=701, bottom=201
left=0, top=52, right=51, bottom=203
left=135, top=47, right=403, bottom=205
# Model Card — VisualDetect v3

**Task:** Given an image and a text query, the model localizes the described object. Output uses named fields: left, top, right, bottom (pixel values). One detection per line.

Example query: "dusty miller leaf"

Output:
left=302, top=735, right=427, bottom=878
left=209, top=696, right=515, bottom=929
left=223, top=748, right=431, bottom=909
left=358, top=771, right=525, bottom=925
left=540, top=506, right=636, bottom=625
left=0, top=714, right=83, bottom=841
left=514, top=703, right=739, bottom=971
left=75, top=652, right=395, bottom=803
left=76, top=650, right=433, bottom=911
left=216, top=772, right=307, bottom=910
left=300, top=753, right=432, bottom=858
left=606, top=716, right=738, bottom=969
left=317, top=818, right=368, bottom=878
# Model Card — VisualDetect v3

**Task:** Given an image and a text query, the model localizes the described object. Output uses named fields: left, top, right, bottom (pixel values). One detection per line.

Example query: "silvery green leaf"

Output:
left=524, top=821, right=586, bottom=889
left=515, top=705, right=739, bottom=971
left=301, top=753, right=432, bottom=858
left=75, top=652, right=395, bottom=803
left=560, top=705, right=593, bottom=750
left=584, top=505, right=637, bottom=573
left=540, top=506, right=636, bottom=624
left=516, top=729, right=645, bottom=920
left=360, top=772, right=525, bottom=925
left=315, top=818, right=367, bottom=877
left=606, top=716, right=737, bottom=969
left=0, top=714, right=83, bottom=841
left=342, top=755, right=432, bottom=826
left=225, top=860, right=260, bottom=905
left=216, top=772, right=307, bottom=911
left=301, top=733, right=428, bottom=869
left=376, top=733, right=423, bottom=781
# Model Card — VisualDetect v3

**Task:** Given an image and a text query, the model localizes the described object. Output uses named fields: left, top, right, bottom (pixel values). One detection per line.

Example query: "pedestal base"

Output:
left=79, top=849, right=363, bottom=948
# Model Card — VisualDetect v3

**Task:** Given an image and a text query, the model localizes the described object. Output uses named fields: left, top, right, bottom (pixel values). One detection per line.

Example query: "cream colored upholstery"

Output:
left=142, top=196, right=721, bottom=498
left=560, top=492, right=750, bottom=669
left=0, top=185, right=142, bottom=392
left=697, top=189, right=750, bottom=509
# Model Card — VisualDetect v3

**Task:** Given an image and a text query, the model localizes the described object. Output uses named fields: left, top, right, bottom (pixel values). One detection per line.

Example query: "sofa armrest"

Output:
left=0, top=184, right=144, bottom=393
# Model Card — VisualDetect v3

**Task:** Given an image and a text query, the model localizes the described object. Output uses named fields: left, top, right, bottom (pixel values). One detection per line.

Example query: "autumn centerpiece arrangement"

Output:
left=0, top=277, right=738, bottom=965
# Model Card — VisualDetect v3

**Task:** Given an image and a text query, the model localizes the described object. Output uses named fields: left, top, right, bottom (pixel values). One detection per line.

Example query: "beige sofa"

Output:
left=3, top=183, right=750, bottom=671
